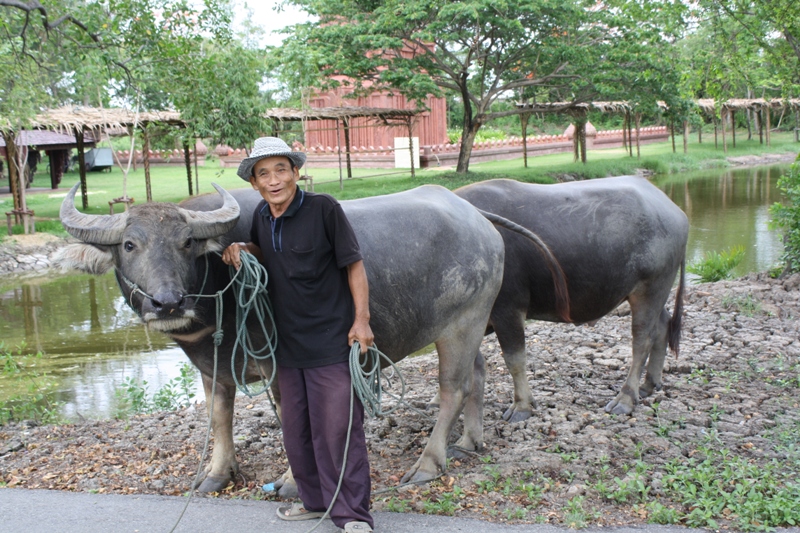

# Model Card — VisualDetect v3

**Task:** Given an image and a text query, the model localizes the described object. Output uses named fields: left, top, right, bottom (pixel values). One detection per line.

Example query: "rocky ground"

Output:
left=2, top=272, right=800, bottom=530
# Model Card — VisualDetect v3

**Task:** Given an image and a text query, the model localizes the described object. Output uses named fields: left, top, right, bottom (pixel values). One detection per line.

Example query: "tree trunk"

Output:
left=579, top=120, right=587, bottom=164
left=573, top=120, right=580, bottom=163
left=670, top=119, right=676, bottom=153
left=635, top=113, right=642, bottom=159
left=683, top=120, right=688, bottom=154
left=521, top=113, right=529, bottom=168
left=143, top=130, right=152, bottom=202
left=622, top=111, right=629, bottom=151
left=76, top=128, right=88, bottom=210
left=722, top=109, right=728, bottom=154
left=766, top=106, right=771, bottom=146
left=183, top=139, right=193, bottom=196
left=406, top=118, right=415, bottom=179
left=456, top=126, right=479, bottom=174
left=3, top=132, right=21, bottom=217
left=758, top=109, right=764, bottom=144
left=731, top=110, right=736, bottom=148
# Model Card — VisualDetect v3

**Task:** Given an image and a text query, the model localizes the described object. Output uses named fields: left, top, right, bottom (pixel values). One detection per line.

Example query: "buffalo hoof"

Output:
left=273, top=476, right=299, bottom=499
left=604, top=397, right=634, bottom=416
left=502, top=406, right=533, bottom=423
left=639, top=382, right=662, bottom=399
left=195, top=474, right=231, bottom=493
left=447, top=445, right=475, bottom=460
left=400, top=467, right=439, bottom=485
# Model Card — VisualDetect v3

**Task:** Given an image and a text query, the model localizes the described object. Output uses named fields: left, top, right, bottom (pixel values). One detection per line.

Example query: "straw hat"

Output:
left=237, top=137, right=307, bottom=180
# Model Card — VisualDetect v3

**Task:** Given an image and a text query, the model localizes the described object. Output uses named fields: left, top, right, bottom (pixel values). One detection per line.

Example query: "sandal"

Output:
left=343, top=521, right=373, bottom=533
left=276, top=502, right=326, bottom=521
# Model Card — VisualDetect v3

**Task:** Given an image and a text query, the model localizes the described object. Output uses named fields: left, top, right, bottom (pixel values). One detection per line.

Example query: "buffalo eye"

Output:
left=124, top=241, right=136, bottom=252
left=184, top=238, right=193, bottom=249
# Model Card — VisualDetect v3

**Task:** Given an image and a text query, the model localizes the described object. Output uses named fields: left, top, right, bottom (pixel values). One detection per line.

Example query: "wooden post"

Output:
left=520, top=112, right=529, bottom=168
left=698, top=120, right=703, bottom=144
left=628, top=111, right=634, bottom=157
left=142, top=129, right=152, bottom=202
left=183, top=139, right=193, bottom=196
left=746, top=107, right=752, bottom=140
left=795, top=109, right=799, bottom=142
left=765, top=105, right=771, bottom=147
left=343, top=117, right=353, bottom=180
left=48, top=151, right=58, bottom=189
left=622, top=111, right=629, bottom=151
left=731, top=110, right=736, bottom=148
left=193, top=137, right=199, bottom=195
left=407, top=118, right=415, bottom=179
left=76, top=128, right=89, bottom=210
left=758, top=109, right=764, bottom=144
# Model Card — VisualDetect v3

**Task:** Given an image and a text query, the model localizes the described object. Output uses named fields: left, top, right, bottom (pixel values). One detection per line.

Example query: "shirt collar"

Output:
left=259, top=186, right=305, bottom=219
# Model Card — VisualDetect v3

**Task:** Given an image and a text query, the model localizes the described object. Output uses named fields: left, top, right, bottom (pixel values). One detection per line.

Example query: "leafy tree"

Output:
left=277, top=0, right=644, bottom=172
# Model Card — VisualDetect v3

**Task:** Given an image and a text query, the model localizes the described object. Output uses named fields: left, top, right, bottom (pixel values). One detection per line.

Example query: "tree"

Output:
left=276, top=0, right=639, bottom=173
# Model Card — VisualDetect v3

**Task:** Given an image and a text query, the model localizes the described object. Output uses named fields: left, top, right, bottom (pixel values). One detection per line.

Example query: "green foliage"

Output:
left=770, top=159, right=800, bottom=274
left=422, top=486, right=463, bottom=515
left=688, top=245, right=746, bottom=282
left=114, top=363, right=197, bottom=417
left=663, top=448, right=800, bottom=530
left=0, top=344, right=63, bottom=426
left=384, top=497, right=411, bottom=513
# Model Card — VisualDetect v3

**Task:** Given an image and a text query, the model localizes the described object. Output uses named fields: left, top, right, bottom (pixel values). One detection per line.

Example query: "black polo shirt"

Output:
left=250, top=186, right=363, bottom=368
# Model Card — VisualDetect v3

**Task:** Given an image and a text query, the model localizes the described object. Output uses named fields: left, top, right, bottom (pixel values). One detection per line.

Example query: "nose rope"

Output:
left=116, top=253, right=278, bottom=397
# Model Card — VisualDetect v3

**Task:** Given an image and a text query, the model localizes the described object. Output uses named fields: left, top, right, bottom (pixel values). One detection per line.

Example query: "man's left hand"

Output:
left=348, top=319, right=374, bottom=355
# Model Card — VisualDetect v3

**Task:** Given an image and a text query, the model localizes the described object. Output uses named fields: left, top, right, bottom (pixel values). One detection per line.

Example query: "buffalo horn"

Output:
left=60, top=183, right=129, bottom=245
left=177, top=183, right=240, bottom=239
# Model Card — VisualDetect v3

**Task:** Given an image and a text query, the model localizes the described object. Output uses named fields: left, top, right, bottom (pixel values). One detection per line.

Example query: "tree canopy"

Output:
left=275, top=0, right=689, bottom=172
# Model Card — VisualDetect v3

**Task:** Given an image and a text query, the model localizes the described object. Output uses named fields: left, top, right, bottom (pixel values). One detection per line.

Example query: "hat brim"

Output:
left=237, top=151, right=307, bottom=181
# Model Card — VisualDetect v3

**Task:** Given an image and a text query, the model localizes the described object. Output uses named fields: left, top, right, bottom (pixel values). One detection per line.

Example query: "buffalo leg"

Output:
left=491, top=309, right=534, bottom=422
left=640, top=308, right=670, bottom=398
left=451, top=350, right=486, bottom=456
left=605, top=289, right=669, bottom=415
left=401, top=321, right=485, bottom=483
left=194, top=374, right=239, bottom=492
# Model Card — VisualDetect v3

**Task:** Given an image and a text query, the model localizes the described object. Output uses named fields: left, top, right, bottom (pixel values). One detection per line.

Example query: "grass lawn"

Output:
left=1, top=131, right=798, bottom=236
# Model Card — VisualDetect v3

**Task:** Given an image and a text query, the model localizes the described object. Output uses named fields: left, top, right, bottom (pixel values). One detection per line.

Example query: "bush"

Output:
left=770, top=157, right=800, bottom=274
left=687, top=245, right=745, bottom=283
left=0, top=344, right=63, bottom=425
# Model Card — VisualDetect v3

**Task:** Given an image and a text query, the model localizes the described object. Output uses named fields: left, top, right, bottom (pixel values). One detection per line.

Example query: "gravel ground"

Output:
left=2, top=272, right=800, bottom=529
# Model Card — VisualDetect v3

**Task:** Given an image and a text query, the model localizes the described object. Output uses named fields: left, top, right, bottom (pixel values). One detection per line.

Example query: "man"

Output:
left=222, top=137, right=375, bottom=533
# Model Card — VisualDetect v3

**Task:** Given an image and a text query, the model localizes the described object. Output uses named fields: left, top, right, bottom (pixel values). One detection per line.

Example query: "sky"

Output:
left=232, top=1, right=312, bottom=47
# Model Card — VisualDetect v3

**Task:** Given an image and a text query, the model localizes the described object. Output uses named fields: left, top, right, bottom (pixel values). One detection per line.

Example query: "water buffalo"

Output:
left=56, top=182, right=564, bottom=495
left=455, top=176, right=688, bottom=419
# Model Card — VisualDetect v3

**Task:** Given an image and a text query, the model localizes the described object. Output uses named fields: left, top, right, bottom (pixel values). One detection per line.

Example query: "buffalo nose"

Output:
left=150, top=290, right=186, bottom=315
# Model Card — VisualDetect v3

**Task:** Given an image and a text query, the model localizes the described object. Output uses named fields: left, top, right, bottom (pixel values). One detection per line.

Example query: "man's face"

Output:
left=249, top=156, right=300, bottom=214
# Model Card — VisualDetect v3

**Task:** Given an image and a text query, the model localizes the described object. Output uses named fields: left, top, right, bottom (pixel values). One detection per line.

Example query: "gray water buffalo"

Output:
left=56, top=183, right=565, bottom=494
left=455, top=176, right=688, bottom=419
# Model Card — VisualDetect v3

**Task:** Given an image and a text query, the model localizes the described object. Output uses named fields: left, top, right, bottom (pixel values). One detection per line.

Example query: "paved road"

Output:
left=3, top=488, right=799, bottom=533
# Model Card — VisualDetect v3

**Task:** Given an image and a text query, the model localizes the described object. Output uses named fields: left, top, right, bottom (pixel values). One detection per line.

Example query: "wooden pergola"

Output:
left=516, top=101, right=635, bottom=165
left=693, top=98, right=800, bottom=152
left=31, top=106, right=189, bottom=211
left=265, top=106, right=419, bottom=186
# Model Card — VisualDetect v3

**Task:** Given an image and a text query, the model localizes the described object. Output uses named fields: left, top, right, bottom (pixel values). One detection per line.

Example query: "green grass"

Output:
left=3, top=131, right=798, bottom=227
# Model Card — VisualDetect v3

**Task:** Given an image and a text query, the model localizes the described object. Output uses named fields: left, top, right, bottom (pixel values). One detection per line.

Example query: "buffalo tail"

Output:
left=668, top=259, right=685, bottom=357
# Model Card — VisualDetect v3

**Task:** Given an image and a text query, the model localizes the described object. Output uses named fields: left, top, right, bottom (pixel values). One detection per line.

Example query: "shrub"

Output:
left=687, top=245, right=745, bottom=282
left=770, top=157, right=800, bottom=274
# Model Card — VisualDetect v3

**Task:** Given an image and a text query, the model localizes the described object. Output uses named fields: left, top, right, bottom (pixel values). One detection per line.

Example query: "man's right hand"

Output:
left=221, top=242, right=249, bottom=270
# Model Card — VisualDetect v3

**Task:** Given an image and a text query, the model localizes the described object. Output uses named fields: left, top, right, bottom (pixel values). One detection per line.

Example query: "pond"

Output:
left=0, top=163, right=791, bottom=420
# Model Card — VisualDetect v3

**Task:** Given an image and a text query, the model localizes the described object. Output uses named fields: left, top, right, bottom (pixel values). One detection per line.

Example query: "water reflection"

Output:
left=0, top=272, right=195, bottom=419
left=655, top=164, right=787, bottom=276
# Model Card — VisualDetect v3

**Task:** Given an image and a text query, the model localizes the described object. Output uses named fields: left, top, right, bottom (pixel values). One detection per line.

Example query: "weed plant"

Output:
left=113, top=362, right=197, bottom=417
left=688, top=245, right=746, bottom=282
left=0, top=344, right=62, bottom=425
left=770, top=157, right=800, bottom=274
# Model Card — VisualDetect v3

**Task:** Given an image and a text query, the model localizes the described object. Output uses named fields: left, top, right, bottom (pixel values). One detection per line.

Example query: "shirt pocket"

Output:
left=288, top=247, right=318, bottom=280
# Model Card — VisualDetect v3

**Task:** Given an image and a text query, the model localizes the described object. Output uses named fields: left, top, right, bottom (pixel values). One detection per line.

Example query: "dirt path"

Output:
left=3, top=272, right=799, bottom=529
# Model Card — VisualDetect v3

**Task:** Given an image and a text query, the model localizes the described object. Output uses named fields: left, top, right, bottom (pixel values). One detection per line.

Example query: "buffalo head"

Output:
left=57, top=183, right=240, bottom=333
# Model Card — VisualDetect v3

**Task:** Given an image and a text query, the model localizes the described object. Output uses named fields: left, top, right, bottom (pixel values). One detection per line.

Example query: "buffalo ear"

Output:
left=53, top=243, right=115, bottom=275
left=199, top=238, right=224, bottom=256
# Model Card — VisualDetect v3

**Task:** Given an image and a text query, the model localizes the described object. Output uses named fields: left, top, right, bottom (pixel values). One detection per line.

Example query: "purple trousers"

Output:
left=278, top=362, right=373, bottom=529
